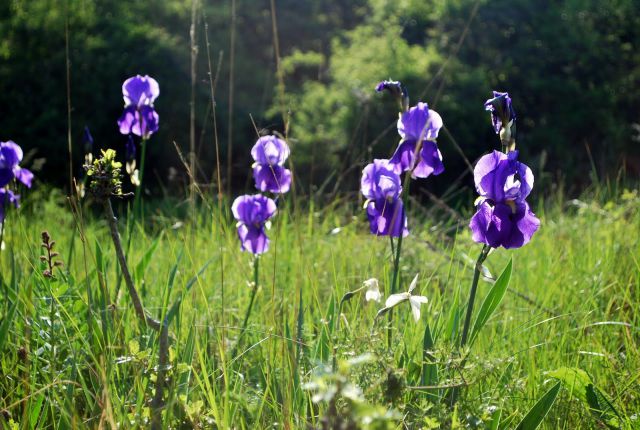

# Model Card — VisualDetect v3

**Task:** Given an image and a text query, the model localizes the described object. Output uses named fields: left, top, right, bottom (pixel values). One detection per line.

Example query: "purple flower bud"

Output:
left=375, top=79, right=409, bottom=111
left=117, top=75, right=160, bottom=138
left=231, top=194, right=277, bottom=255
left=251, top=135, right=292, bottom=194
left=0, top=141, right=34, bottom=188
left=484, top=91, right=516, bottom=134
left=83, top=126, right=94, bottom=154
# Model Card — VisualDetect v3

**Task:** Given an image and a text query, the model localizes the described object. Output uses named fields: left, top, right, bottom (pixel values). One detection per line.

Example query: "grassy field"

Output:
left=0, top=183, right=639, bottom=429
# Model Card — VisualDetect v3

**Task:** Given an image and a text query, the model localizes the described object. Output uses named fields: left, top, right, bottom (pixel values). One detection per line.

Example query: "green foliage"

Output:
left=2, top=0, right=638, bottom=195
left=280, top=0, right=640, bottom=192
left=549, top=367, right=621, bottom=429
left=282, top=18, right=444, bottom=186
left=303, top=355, right=399, bottom=429
left=85, top=148, right=124, bottom=197
left=516, top=381, right=561, bottom=430
left=0, top=173, right=639, bottom=426
left=470, top=257, right=512, bottom=346
left=0, top=0, right=368, bottom=191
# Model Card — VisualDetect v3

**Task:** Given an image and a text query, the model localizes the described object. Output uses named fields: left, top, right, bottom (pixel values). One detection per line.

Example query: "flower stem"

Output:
left=104, top=199, right=160, bottom=330
left=134, top=138, right=148, bottom=220
left=460, top=244, right=490, bottom=348
left=387, top=232, right=403, bottom=349
left=233, top=256, right=260, bottom=357
left=0, top=188, right=9, bottom=267
left=389, top=236, right=395, bottom=258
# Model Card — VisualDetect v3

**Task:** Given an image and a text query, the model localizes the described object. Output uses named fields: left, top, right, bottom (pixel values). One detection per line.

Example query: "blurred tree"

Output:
left=1, top=0, right=637, bottom=198
left=279, top=0, right=640, bottom=199
left=0, top=0, right=367, bottom=194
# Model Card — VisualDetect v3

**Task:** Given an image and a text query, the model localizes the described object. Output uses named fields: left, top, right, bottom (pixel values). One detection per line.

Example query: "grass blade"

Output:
left=134, top=232, right=163, bottom=284
left=166, top=258, right=213, bottom=323
left=0, top=300, right=17, bottom=351
left=421, top=323, right=438, bottom=396
left=516, top=381, right=561, bottom=430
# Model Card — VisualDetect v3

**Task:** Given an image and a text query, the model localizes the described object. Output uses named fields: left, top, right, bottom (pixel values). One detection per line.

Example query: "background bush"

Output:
left=0, top=0, right=638, bottom=197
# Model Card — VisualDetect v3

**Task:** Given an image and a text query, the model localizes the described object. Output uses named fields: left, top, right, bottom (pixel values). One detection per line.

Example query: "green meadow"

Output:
left=0, top=182, right=638, bottom=428
left=1, top=1, right=640, bottom=428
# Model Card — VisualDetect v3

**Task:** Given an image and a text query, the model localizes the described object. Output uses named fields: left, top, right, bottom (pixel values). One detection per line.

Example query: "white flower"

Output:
left=384, top=273, right=428, bottom=322
left=130, top=169, right=140, bottom=187
left=363, top=278, right=382, bottom=302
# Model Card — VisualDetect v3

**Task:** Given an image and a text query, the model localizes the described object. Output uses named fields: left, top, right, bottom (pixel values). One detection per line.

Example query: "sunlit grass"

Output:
left=0, top=186, right=638, bottom=428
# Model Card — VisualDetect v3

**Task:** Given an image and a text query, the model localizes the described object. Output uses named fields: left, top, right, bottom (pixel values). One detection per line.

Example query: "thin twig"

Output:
left=189, top=0, right=199, bottom=215
left=65, top=7, right=73, bottom=193
left=226, top=0, right=236, bottom=194
left=103, top=199, right=160, bottom=331
left=405, top=381, right=470, bottom=390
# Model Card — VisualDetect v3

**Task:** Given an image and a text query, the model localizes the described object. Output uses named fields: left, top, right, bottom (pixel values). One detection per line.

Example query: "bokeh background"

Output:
left=1, top=0, right=638, bottom=202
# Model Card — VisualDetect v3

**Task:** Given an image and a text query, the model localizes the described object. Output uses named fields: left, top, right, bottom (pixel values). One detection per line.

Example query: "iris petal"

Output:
left=253, top=165, right=292, bottom=194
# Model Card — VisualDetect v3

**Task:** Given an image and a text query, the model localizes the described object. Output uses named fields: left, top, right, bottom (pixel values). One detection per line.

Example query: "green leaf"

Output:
left=177, top=318, right=196, bottom=397
left=470, top=258, right=512, bottom=345
left=296, top=287, right=304, bottom=361
left=516, top=381, right=561, bottom=430
left=488, top=408, right=502, bottom=430
left=444, top=288, right=460, bottom=342
left=29, top=394, right=45, bottom=429
left=162, top=252, right=182, bottom=314
left=498, top=412, right=517, bottom=430
left=421, top=323, right=439, bottom=400
left=548, top=367, right=621, bottom=429
left=314, top=294, right=335, bottom=362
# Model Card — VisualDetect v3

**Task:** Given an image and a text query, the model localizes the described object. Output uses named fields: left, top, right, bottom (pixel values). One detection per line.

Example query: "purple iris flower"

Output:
left=473, top=150, right=533, bottom=203
left=0, top=188, right=19, bottom=223
left=469, top=150, right=539, bottom=249
left=484, top=91, right=516, bottom=134
left=0, top=141, right=34, bottom=188
left=469, top=200, right=540, bottom=249
left=389, top=102, right=444, bottom=179
left=360, top=159, right=408, bottom=237
left=251, top=135, right=292, bottom=194
left=232, top=194, right=277, bottom=255
left=117, top=75, right=160, bottom=138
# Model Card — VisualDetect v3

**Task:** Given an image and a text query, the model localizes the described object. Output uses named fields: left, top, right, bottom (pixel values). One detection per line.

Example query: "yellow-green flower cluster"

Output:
left=85, top=149, right=124, bottom=199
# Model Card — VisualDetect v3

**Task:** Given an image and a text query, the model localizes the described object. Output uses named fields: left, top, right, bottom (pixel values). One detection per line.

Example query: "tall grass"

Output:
left=0, top=184, right=638, bottom=428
